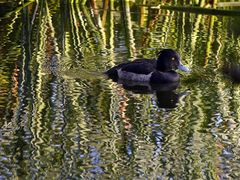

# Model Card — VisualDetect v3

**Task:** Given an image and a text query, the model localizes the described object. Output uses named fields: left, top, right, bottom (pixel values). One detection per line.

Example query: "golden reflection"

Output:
left=102, top=0, right=109, bottom=27
left=141, top=8, right=162, bottom=48
left=65, top=79, right=90, bottom=152
left=70, top=3, right=81, bottom=60
left=204, top=15, right=215, bottom=68
left=108, top=0, right=114, bottom=50
left=81, top=5, right=106, bottom=52
left=1, top=0, right=240, bottom=179
left=159, top=11, right=174, bottom=47
left=31, top=0, right=62, bottom=168
left=108, top=0, right=115, bottom=66
left=191, top=14, right=202, bottom=51
left=6, top=11, right=20, bottom=37
left=123, top=0, right=136, bottom=58
left=91, top=1, right=107, bottom=48
left=139, top=0, right=147, bottom=28
left=31, top=2, right=47, bottom=163
left=215, top=19, right=223, bottom=69
left=62, top=32, right=72, bottom=68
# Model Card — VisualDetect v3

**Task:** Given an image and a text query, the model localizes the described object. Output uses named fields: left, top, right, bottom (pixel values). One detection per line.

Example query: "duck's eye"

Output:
left=171, top=57, right=175, bottom=61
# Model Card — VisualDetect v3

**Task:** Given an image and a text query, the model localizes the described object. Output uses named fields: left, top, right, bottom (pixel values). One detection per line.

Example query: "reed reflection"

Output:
left=1, top=0, right=240, bottom=179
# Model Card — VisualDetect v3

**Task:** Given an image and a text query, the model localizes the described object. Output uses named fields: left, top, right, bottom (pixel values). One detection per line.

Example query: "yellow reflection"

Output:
left=204, top=15, right=215, bottom=68
left=123, top=0, right=136, bottom=58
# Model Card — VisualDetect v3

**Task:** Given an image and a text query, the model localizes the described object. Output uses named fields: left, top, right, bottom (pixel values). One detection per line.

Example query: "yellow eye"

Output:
left=171, top=57, right=175, bottom=61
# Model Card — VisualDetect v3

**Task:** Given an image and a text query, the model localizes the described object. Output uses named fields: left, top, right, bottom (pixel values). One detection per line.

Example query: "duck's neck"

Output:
left=156, top=61, right=172, bottom=72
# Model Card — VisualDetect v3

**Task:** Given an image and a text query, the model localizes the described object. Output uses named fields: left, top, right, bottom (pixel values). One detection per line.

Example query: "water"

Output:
left=0, top=1, right=240, bottom=179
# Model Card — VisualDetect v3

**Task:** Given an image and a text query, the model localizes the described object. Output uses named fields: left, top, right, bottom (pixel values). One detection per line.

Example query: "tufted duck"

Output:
left=105, top=49, right=190, bottom=83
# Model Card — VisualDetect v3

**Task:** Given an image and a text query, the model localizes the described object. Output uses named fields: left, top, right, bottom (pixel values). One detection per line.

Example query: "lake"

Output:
left=0, top=1, right=240, bottom=179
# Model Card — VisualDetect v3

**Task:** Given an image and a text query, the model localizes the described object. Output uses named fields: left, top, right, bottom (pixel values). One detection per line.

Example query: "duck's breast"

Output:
left=150, top=71, right=179, bottom=83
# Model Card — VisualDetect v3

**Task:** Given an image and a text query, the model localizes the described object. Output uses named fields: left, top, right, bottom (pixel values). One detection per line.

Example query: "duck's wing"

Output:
left=121, top=59, right=156, bottom=75
left=105, top=59, right=155, bottom=79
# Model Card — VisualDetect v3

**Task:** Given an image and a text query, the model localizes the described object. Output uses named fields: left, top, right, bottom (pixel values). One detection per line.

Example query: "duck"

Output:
left=105, top=49, right=190, bottom=83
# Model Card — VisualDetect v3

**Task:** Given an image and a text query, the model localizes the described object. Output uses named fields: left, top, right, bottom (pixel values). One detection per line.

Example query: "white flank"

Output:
left=117, top=69, right=152, bottom=82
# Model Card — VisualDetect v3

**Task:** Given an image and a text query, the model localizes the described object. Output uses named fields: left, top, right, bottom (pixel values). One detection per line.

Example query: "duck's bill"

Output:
left=177, top=64, right=191, bottom=72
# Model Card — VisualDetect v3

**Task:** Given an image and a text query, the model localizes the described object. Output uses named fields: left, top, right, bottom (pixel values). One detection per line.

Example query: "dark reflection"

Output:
left=117, top=79, right=188, bottom=109
left=222, top=63, right=240, bottom=83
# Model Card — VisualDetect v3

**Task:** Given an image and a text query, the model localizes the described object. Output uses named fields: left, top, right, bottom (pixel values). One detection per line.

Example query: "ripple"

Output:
left=1, top=2, right=240, bottom=179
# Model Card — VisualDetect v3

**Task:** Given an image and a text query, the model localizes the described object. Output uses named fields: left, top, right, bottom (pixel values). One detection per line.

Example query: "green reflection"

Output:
left=0, top=0, right=240, bottom=179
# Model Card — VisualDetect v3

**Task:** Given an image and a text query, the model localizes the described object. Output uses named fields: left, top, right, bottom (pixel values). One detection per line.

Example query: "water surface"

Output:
left=0, top=1, right=240, bottom=179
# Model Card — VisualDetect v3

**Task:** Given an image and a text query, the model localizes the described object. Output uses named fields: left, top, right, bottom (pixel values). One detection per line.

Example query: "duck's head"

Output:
left=156, top=49, right=190, bottom=72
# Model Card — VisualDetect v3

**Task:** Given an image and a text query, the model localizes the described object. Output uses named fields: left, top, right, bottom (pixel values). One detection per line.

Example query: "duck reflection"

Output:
left=117, top=79, right=188, bottom=109
left=222, top=63, right=240, bottom=83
